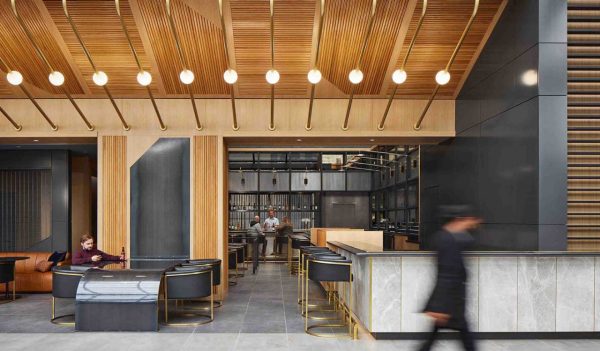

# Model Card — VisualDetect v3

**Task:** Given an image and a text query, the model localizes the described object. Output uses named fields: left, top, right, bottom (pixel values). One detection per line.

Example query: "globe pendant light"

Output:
left=48, top=71, right=65, bottom=86
left=137, top=70, right=152, bottom=86
left=348, top=69, right=363, bottom=84
left=92, top=71, right=108, bottom=86
left=6, top=70, right=23, bottom=86
left=435, top=70, right=450, bottom=85
left=179, top=69, right=195, bottom=85
left=266, top=69, right=280, bottom=85
left=307, top=68, right=322, bottom=84
left=392, top=69, right=407, bottom=85
left=223, top=68, right=238, bottom=84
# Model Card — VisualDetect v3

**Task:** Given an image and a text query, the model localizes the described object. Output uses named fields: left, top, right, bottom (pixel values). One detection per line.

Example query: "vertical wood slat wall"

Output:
left=567, top=1, right=600, bottom=251
left=222, top=141, right=229, bottom=293
left=101, top=136, right=127, bottom=254
left=193, top=136, right=219, bottom=259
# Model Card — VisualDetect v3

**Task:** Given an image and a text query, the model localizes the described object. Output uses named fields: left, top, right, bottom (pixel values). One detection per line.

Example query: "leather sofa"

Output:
left=0, top=252, right=70, bottom=293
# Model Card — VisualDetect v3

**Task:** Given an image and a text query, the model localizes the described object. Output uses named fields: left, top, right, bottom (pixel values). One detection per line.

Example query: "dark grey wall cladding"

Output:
left=420, top=0, right=567, bottom=251
left=0, top=150, right=70, bottom=252
left=130, top=138, right=190, bottom=259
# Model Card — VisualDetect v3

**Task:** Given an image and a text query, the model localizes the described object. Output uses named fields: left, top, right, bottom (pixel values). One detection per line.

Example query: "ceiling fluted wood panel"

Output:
left=44, top=0, right=159, bottom=96
left=0, top=0, right=84, bottom=94
left=317, top=0, right=411, bottom=95
left=0, top=0, right=503, bottom=98
left=230, top=0, right=315, bottom=97
left=389, top=0, right=503, bottom=98
left=135, top=0, right=230, bottom=95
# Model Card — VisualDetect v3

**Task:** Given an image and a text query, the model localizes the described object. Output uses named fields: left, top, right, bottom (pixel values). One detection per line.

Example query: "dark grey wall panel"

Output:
left=322, top=193, right=369, bottom=229
left=130, top=138, right=190, bottom=259
left=291, top=172, right=321, bottom=191
left=421, top=0, right=567, bottom=251
left=322, top=172, right=345, bottom=191
left=228, top=171, right=258, bottom=192
left=259, top=171, right=289, bottom=192
left=347, top=171, right=372, bottom=191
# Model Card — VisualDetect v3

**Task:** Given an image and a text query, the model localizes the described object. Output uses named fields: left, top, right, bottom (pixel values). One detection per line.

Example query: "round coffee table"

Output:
left=0, top=256, right=29, bottom=303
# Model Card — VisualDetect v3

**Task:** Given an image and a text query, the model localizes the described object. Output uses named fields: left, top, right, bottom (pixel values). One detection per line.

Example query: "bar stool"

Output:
left=183, top=259, right=222, bottom=308
left=297, top=246, right=331, bottom=304
left=162, top=266, right=213, bottom=326
left=51, top=267, right=85, bottom=325
left=304, top=257, right=356, bottom=339
left=229, top=243, right=247, bottom=272
left=289, top=235, right=310, bottom=274
left=227, top=249, right=238, bottom=286
left=300, top=253, right=345, bottom=318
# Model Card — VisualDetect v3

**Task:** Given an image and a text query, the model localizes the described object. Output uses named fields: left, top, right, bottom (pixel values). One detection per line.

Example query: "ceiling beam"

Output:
left=128, top=0, right=167, bottom=95
left=379, top=0, right=417, bottom=96
left=452, top=0, right=508, bottom=99
left=33, top=0, right=91, bottom=95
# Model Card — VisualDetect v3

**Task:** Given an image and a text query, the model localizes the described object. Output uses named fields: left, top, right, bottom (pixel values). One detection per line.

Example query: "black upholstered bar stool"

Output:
left=162, top=266, right=213, bottom=326
left=227, top=249, right=238, bottom=286
left=297, top=246, right=332, bottom=304
left=289, top=235, right=310, bottom=274
left=51, top=267, right=85, bottom=325
left=228, top=243, right=247, bottom=272
left=300, top=253, right=345, bottom=317
left=183, top=259, right=222, bottom=308
left=304, top=257, right=356, bottom=339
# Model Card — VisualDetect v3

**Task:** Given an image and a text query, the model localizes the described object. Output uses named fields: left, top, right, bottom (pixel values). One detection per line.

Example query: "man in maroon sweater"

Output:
left=73, top=234, right=124, bottom=265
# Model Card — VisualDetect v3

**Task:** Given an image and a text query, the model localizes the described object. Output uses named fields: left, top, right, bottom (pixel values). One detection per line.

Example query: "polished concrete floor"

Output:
left=1, top=263, right=600, bottom=350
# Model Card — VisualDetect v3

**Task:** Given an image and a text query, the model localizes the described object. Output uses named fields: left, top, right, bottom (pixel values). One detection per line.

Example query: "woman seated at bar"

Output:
left=72, top=234, right=124, bottom=265
left=274, top=216, right=293, bottom=254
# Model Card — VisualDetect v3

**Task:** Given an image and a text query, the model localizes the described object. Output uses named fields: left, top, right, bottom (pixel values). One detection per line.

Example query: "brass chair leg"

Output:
left=50, top=297, right=75, bottom=326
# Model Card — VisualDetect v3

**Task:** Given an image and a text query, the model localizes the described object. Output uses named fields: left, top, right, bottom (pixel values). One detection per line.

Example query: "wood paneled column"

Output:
left=99, top=136, right=127, bottom=254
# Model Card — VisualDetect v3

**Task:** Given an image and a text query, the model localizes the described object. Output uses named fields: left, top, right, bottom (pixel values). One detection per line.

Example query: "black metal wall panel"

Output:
left=420, top=0, right=567, bottom=250
left=130, top=138, right=190, bottom=259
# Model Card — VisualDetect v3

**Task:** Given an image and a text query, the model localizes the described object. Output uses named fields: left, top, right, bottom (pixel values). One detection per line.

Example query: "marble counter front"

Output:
left=328, top=241, right=600, bottom=338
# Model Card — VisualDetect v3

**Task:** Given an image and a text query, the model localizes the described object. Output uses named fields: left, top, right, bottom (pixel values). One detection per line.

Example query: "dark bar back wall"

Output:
left=420, top=0, right=567, bottom=250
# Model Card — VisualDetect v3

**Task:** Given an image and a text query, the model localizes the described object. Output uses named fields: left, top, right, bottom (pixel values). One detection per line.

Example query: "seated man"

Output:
left=275, top=216, right=293, bottom=254
left=73, top=234, right=124, bottom=265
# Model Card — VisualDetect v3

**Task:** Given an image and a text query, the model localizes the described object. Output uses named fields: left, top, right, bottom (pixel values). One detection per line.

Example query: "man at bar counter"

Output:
left=248, top=215, right=267, bottom=261
left=419, top=205, right=481, bottom=351
left=263, top=209, right=279, bottom=231
left=73, top=234, right=124, bottom=265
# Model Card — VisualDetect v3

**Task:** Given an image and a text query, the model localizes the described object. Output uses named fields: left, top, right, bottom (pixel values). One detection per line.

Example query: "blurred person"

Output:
left=419, top=205, right=481, bottom=351
left=274, top=216, right=293, bottom=254
left=247, top=215, right=267, bottom=264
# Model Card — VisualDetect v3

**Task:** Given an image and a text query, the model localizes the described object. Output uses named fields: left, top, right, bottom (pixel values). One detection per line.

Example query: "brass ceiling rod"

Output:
left=342, top=0, right=377, bottom=131
left=0, top=105, right=21, bottom=131
left=114, top=0, right=166, bottom=131
left=11, top=0, right=93, bottom=131
left=305, top=0, right=326, bottom=131
left=414, top=0, right=479, bottom=130
left=218, top=0, right=239, bottom=131
left=378, top=0, right=427, bottom=131
left=346, top=161, right=391, bottom=169
left=165, top=0, right=202, bottom=131
left=352, top=155, right=400, bottom=163
left=341, top=165, right=379, bottom=172
left=62, top=0, right=130, bottom=131
left=268, top=0, right=276, bottom=131
left=0, top=53, right=55, bottom=132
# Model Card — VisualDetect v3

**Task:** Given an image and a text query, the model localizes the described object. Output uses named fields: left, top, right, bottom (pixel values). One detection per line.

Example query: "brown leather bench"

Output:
left=0, top=252, right=70, bottom=293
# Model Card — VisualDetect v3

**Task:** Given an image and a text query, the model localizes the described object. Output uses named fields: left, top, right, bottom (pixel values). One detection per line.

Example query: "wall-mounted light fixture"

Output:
left=272, top=169, right=277, bottom=185
left=240, top=168, right=245, bottom=186
left=303, top=167, right=308, bottom=185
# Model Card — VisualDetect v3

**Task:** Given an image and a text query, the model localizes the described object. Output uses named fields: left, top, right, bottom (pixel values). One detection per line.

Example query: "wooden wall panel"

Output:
left=100, top=136, right=127, bottom=254
left=222, top=139, right=229, bottom=294
left=193, top=135, right=219, bottom=259
left=567, top=1, right=600, bottom=251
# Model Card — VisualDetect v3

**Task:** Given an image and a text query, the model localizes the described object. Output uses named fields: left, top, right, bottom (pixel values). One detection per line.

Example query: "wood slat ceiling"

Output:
left=45, top=0, right=159, bottom=96
left=390, top=0, right=503, bottom=98
left=0, top=0, right=504, bottom=98
left=0, top=0, right=84, bottom=94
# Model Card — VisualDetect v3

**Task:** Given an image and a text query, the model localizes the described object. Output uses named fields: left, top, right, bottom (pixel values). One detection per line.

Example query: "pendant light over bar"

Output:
left=378, top=0, right=427, bottom=131
left=114, top=0, right=166, bottom=131
left=342, top=0, right=377, bottom=131
left=11, top=0, right=94, bottom=131
left=218, top=0, right=239, bottom=131
left=165, top=0, right=202, bottom=131
left=62, top=0, right=130, bottom=131
left=414, top=0, right=479, bottom=130
left=305, top=0, right=326, bottom=131
left=0, top=57, right=24, bottom=131
left=267, top=0, right=277, bottom=131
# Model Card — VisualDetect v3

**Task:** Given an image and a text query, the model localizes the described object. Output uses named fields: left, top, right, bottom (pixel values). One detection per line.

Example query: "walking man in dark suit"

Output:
left=419, top=205, right=481, bottom=351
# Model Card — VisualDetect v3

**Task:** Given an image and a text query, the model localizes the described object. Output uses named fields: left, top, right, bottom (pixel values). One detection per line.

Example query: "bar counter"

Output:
left=327, top=241, right=600, bottom=338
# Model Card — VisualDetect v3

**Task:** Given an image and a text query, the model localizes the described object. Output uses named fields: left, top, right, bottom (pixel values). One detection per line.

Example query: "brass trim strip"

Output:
left=218, top=0, right=239, bottom=131
left=165, top=0, right=202, bottom=131
left=306, top=0, right=326, bottom=131
left=378, top=0, right=428, bottom=131
left=115, top=0, right=166, bottom=131
left=12, top=0, right=93, bottom=131
left=414, top=0, right=479, bottom=130
left=52, top=271, right=85, bottom=277
left=62, top=0, right=130, bottom=131
left=342, top=0, right=377, bottom=131
left=268, top=0, right=276, bottom=131
left=0, top=105, right=22, bottom=131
